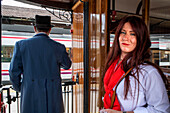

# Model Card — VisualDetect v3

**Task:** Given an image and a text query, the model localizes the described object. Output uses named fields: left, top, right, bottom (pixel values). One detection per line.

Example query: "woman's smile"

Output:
left=119, top=22, right=137, bottom=57
left=121, top=43, right=130, bottom=46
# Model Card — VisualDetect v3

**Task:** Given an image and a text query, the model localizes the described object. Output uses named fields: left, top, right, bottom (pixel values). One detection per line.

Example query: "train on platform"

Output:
left=1, top=31, right=170, bottom=85
left=1, top=31, right=72, bottom=84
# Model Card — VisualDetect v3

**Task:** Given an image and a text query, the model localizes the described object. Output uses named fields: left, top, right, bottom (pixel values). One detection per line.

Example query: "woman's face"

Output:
left=119, top=22, right=137, bottom=58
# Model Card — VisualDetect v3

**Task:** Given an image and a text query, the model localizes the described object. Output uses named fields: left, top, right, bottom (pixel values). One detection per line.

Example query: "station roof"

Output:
left=2, top=5, right=71, bottom=29
left=2, top=4, right=71, bottom=34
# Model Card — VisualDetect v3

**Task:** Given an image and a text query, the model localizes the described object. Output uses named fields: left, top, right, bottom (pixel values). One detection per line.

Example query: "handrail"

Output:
left=0, top=80, right=77, bottom=113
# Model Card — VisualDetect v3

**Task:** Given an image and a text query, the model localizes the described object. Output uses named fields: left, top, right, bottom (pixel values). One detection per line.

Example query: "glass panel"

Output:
left=150, top=34, right=170, bottom=75
left=72, top=3, right=84, bottom=113
left=89, top=0, right=108, bottom=112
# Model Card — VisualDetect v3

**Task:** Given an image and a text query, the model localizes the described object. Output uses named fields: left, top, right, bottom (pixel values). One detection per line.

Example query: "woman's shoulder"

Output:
left=136, top=63, right=161, bottom=79
left=139, top=64, right=157, bottom=72
left=130, top=64, right=165, bottom=90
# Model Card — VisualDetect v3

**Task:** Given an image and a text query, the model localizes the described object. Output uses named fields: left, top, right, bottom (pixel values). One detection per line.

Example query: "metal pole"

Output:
left=1, top=90, right=3, bottom=113
left=64, top=86, right=66, bottom=110
left=0, top=0, right=2, bottom=87
left=67, top=86, right=69, bottom=113
left=16, top=92, right=19, bottom=113
left=7, top=88, right=11, bottom=113
left=142, top=0, right=150, bottom=29
left=83, top=1, right=89, bottom=113
left=71, top=83, right=73, bottom=113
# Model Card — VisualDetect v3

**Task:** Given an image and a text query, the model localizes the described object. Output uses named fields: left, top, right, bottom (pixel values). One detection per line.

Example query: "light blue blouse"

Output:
left=116, top=64, right=170, bottom=113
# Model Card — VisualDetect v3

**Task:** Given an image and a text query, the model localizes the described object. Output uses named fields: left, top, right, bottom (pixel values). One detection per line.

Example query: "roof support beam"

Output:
left=142, top=0, right=150, bottom=29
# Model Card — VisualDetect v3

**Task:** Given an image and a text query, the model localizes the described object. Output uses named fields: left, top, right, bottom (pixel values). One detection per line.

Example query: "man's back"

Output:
left=20, top=33, right=71, bottom=78
left=9, top=33, right=71, bottom=113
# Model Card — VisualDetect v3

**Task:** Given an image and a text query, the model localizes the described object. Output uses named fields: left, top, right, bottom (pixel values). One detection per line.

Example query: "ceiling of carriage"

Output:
left=15, top=0, right=76, bottom=10
left=115, top=0, right=170, bottom=20
left=115, top=0, right=170, bottom=34
left=15, top=0, right=170, bottom=18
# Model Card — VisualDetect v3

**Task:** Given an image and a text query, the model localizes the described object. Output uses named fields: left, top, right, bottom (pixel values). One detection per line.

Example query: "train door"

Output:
left=72, top=0, right=109, bottom=113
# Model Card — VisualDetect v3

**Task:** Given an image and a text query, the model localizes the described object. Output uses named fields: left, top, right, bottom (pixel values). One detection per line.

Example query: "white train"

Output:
left=1, top=31, right=72, bottom=84
left=2, top=31, right=170, bottom=84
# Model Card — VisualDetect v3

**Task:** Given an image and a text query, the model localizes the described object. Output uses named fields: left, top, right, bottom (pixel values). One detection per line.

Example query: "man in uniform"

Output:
left=9, top=15, right=72, bottom=113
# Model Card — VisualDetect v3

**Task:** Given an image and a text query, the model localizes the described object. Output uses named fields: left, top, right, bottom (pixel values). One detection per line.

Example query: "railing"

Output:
left=62, top=80, right=76, bottom=113
left=0, top=85, right=20, bottom=113
left=0, top=80, right=77, bottom=113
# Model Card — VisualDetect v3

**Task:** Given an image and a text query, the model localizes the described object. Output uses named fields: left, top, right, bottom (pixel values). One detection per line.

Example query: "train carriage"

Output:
left=1, top=31, right=72, bottom=84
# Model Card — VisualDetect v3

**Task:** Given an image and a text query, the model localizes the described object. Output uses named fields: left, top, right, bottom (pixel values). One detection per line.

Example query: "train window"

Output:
left=1, top=46, right=14, bottom=62
left=160, top=50, right=170, bottom=67
left=150, top=35, right=170, bottom=75
left=1, top=46, right=71, bottom=62
left=151, top=50, right=160, bottom=65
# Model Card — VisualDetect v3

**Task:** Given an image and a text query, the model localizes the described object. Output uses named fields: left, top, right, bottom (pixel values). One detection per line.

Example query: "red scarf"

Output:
left=103, top=57, right=124, bottom=110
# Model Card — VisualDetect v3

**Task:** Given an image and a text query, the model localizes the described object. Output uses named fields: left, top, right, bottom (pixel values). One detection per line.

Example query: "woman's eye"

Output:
left=130, top=33, right=136, bottom=36
left=120, top=31, right=126, bottom=34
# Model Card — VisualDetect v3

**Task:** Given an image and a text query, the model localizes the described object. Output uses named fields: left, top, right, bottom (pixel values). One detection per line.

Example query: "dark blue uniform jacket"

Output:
left=9, top=33, right=72, bottom=113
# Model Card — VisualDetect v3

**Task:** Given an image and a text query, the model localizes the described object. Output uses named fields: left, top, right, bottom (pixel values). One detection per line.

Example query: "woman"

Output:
left=100, top=16, right=169, bottom=113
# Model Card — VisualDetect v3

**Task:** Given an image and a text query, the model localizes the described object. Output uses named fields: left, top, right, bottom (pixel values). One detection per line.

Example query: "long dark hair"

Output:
left=103, top=16, right=168, bottom=99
